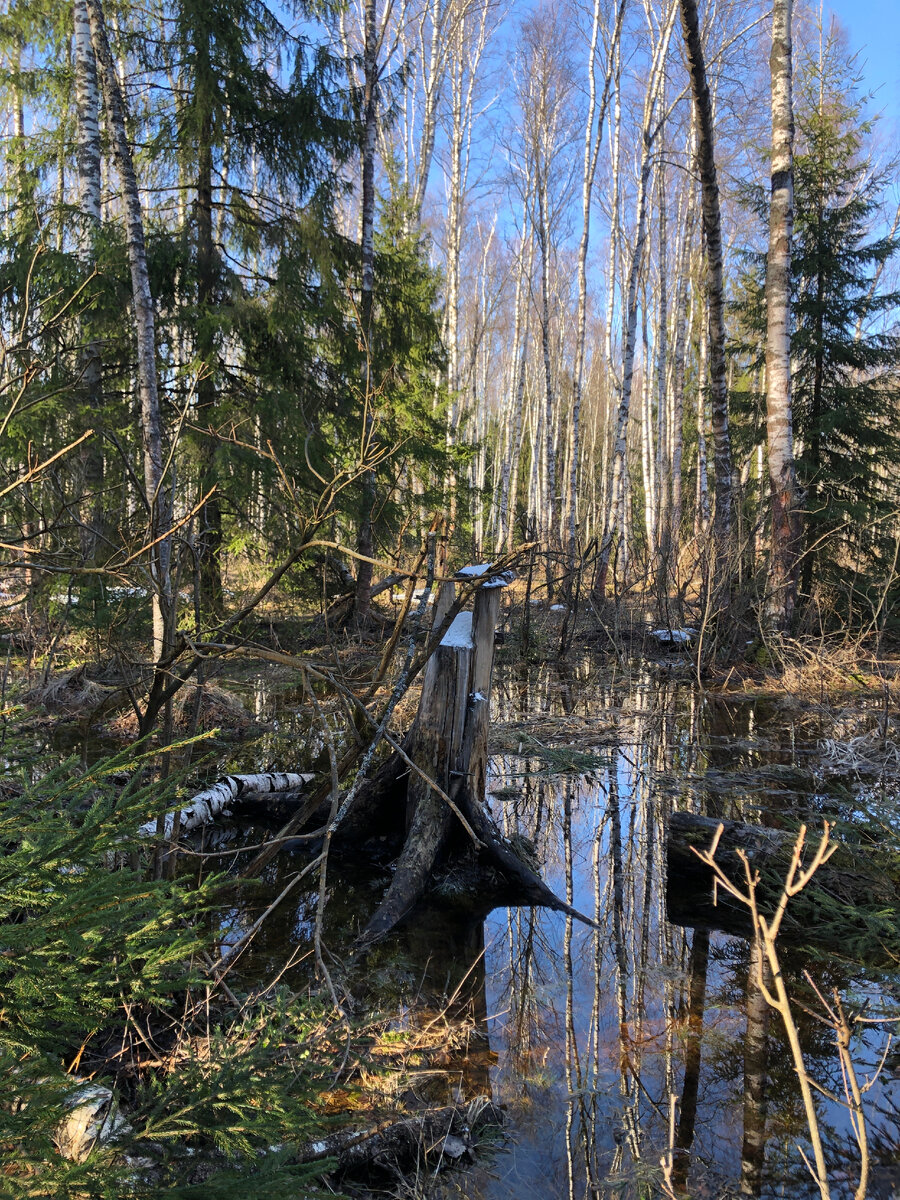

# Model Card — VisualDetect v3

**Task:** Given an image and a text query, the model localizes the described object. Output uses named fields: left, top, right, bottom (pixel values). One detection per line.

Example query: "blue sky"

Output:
left=826, top=0, right=900, bottom=131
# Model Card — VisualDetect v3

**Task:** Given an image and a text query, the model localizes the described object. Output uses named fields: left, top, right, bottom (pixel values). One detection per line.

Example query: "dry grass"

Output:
left=711, top=635, right=900, bottom=702
left=820, top=705, right=900, bottom=778
left=103, top=683, right=257, bottom=738
left=22, top=665, right=129, bottom=719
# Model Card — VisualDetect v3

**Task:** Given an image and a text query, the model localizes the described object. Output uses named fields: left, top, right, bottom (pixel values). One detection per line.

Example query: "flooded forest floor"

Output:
left=4, top=596, right=900, bottom=1199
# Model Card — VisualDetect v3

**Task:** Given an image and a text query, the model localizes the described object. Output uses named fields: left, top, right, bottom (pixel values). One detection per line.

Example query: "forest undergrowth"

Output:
left=3, top=574, right=900, bottom=1197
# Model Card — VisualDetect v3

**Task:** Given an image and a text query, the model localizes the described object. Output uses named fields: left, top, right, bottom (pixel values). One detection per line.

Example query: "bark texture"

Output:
left=86, top=0, right=170, bottom=656
left=765, top=0, right=802, bottom=631
left=73, top=0, right=106, bottom=565
left=678, top=0, right=733, bottom=584
left=138, top=772, right=315, bottom=840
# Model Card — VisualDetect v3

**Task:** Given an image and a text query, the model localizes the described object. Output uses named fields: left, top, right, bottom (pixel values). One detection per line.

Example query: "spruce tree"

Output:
left=789, top=29, right=900, bottom=611
left=733, top=26, right=900, bottom=624
left=159, top=0, right=352, bottom=612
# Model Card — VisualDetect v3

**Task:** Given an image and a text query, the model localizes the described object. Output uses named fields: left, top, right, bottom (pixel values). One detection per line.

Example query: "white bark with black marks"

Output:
left=73, top=0, right=105, bottom=564
left=86, top=0, right=170, bottom=654
left=138, top=773, right=315, bottom=840
left=765, top=0, right=801, bottom=631
left=74, top=0, right=102, bottom=235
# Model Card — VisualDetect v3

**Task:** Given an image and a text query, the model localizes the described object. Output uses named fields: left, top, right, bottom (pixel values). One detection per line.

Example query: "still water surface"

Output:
left=44, top=656, right=895, bottom=1198
left=209, top=658, right=900, bottom=1198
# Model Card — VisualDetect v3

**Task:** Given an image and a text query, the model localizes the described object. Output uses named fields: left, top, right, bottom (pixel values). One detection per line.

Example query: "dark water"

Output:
left=197, top=658, right=900, bottom=1199
left=465, top=666, right=900, bottom=1200
left=18, top=657, right=899, bottom=1197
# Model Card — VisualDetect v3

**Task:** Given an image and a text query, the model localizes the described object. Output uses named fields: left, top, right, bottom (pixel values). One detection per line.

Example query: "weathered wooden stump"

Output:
left=358, top=564, right=594, bottom=947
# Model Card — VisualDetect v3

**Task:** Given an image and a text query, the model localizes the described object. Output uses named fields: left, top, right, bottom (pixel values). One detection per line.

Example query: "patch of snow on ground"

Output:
left=650, top=628, right=694, bottom=645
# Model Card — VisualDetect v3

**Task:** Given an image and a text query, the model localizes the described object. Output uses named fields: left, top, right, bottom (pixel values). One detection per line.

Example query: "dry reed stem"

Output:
left=692, top=824, right=838, bottom=1200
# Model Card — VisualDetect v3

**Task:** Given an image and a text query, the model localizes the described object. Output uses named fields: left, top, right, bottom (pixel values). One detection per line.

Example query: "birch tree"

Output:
left=86, top=0, right=171, bottom=658
left=564, top=0, right=627, bottom=599
left=765, top=0, right=801, bottom=630
left=514, top=5, right=579, bottom=568
left=441, top=0, right=495, bottom=537
left=73, top=0, right=106, bottom=565
left=678, top=0, right=734, bottom=596
left=495, top=209, right=535, bottom=554
left=594, top=0, right=677, bottom=599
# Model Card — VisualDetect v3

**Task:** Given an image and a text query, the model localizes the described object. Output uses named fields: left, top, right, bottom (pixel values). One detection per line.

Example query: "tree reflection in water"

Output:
left=445, top=663, right=900, bottom=1200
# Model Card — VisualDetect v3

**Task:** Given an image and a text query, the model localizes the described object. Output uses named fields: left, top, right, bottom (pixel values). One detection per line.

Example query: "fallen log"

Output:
left=666, top=811, right=898, bottom=954
left=138, top=773, right=315, bottom=840
left=297, top=1096, right=503, bottom=1172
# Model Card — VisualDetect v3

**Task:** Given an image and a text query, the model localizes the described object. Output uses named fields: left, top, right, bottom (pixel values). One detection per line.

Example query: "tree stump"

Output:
left=358, top=565, right=594, bottom=947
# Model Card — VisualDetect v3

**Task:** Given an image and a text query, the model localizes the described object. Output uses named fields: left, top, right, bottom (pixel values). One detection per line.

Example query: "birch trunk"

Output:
left=594, top=1, right=675, bottom=599
left=695, top=285, right=710, bottom=535
left=445, top=22, right=466, bottom=507
left=567, top=0, right=627, bottom=593
left=653, top=148, right=668, bottom=570
left=765, top=0, right=801, bottom=631
left=596, top=47, right=621, bottom=563
left=641, top=293, right=657, bottom=559
left=668, top=256, right=689, bottom=566
left=678, top=0, right=733, bottom=594
left=73, top=0, right=106, bottom=566
left=499, top=219, right=534, bottom=554
left=86, top=0, right=169, bottom=657
left=10, top=38, right=28, bottom=223
left=536, top=176, right=557, bottom=563
left=439, top=0, right=488, bottom=548
left=596, top=142, right=652, bottom=596
left=409, top=0, right=447, bottom=220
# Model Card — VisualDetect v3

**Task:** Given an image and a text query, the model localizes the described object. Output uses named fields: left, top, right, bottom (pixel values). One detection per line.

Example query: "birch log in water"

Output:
left=138, top=773, right=315, bottom=840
